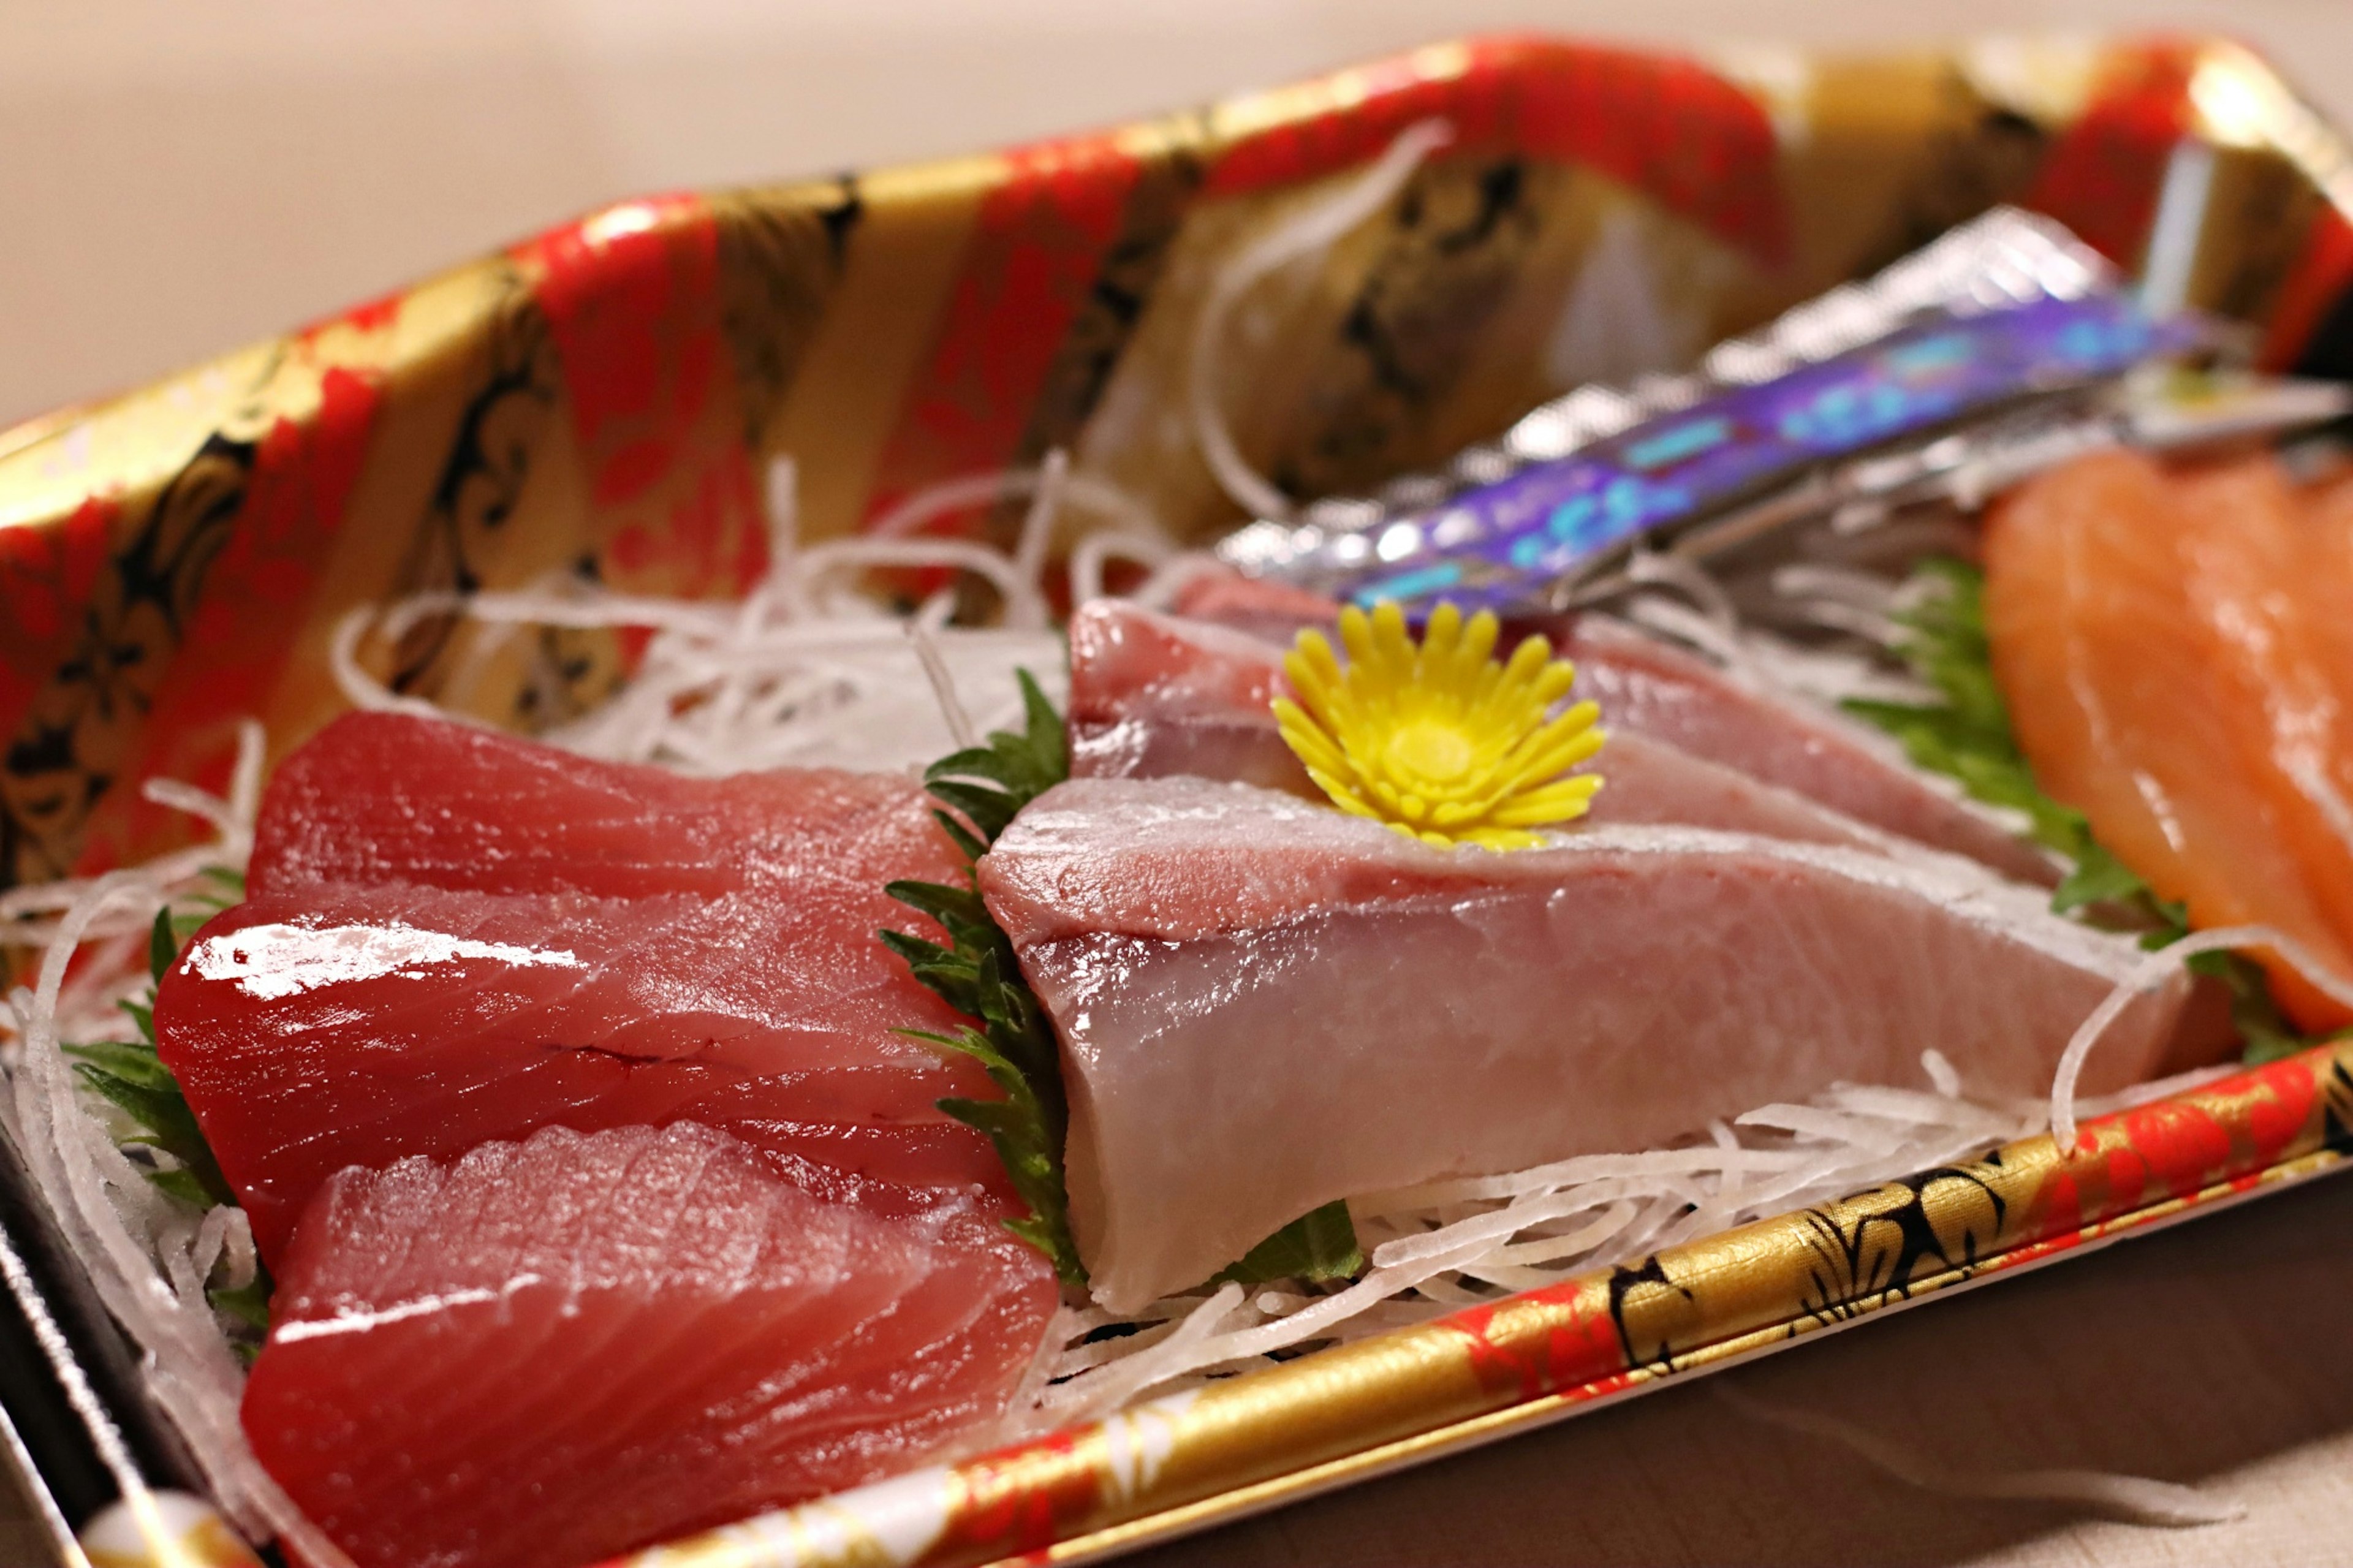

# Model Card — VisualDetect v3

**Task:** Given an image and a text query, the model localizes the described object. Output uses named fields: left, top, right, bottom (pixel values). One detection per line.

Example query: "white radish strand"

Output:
left=1009, top=448, right=1070, bottom=607
left=866, top=463, right=1167, bottom=547
left=1001, top=1050, right=2240, bottom=1434
left=1188, top=118, right=1454, bottom=522
left=906, top=620, right=980, bottom=754
left=1, top=737, right=358, bottom=1568
left=1619, top=593, right=1936, bottom=710
left=2047, top=925, right=2353, bottom=1151
left=326, top=460, right=1157, bottom=778
left=1068, top=530, right=1175, bottom=608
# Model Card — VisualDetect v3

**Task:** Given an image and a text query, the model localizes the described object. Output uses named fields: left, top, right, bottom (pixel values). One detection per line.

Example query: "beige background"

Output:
left=6, top=0, right=2353, bottom=431
left=4, top=2, right=2351, bottom=1564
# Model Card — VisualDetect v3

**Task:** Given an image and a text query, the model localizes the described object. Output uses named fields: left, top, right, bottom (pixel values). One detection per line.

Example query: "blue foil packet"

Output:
left=1216, top=208, right=2216, bottom=618
left=1313, top=293, right=2188, bottom=616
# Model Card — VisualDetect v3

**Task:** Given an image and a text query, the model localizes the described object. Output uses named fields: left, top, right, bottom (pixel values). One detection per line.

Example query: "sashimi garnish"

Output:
left=881, top=670, right=1083, bottom=1285
left=1273, top=600, right=1607, bottom=849
left=70, top=898, right=242, bottom=1208
left=882, top=670, right=1362, bottom=1292
left=1847, top=555, right=2314, bottom=1062
left=63, top=891, right=273, bottom=1350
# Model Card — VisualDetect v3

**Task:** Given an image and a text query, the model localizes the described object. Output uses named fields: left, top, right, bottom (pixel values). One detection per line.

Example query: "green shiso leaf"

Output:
left=884, top=667, right=1364, bottom=1292
left=1845, top=558, right=2318, bottom=1063
left=883, top=669, right=1088, bottom=1287
left=68, top=891, right=269, bottom=1338
left=207, top=1262, right=275, bottom=1365
left=918, top=669, right=1069, bottom=835
left=148, top=906, right=178, bottom=987
left=1208, top=1200, right=1365, bottom=1288
left=64, top=1038, right=235, bottom=1207
left=2049, top=843, right=2153, bottom=917
left=116, top=998, right=156, bottom=1047
left=144, top=1167, right=219, bottom=1211
left=209, top=1268, right=273, bottom=1335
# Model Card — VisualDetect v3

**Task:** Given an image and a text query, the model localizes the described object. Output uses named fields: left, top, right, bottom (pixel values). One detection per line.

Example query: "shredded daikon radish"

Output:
left=1627, top=548, right=1741, bottom=629
left=865, top=460, right=1167, bottom=547
left=0, top=730, right=358, bottom=1567
left=993, top=1050, right=2237, bottom=1436
left=1068, top=529, right=1173, bottom=608
left=1188, top=119, right=1453, bottom=522
left=906, top=619, right=980, bottom=752
left=329, top=473, right=1080, bottom=778
left=1618, top=593, right=1938, bottom=710
left=1765, top=562, right=1916, bottom=648
left=1009, top=449, right=1070, bottom=599
left=2047, top=925, right=2353, bottom=1151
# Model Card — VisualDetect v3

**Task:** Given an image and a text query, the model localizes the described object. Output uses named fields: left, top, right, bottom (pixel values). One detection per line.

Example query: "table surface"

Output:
left=4, top=2, right=2351, bottom=1564
left=1125, top=1168, right=2353, bottom=1568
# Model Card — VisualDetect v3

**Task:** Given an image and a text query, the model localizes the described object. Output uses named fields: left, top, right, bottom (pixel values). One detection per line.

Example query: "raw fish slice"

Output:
left=242, top=1123, right=1056, bottom=1568
left=250, top=711, right=961, bottom=900
left=2176, top=460, right=2353, bottom=947
left=159, top=882, right=1000, bottom=1264
left=1067, top=599, right=1309, bottom=793
left=1591, top=732, right=1917, bottom=852
left=979, top=776, right=2185, bottom=1312
left=1154, top=569, right=2017, bottom=863
left=2302, top=473, right=2353, bottom=795
left=1068, top=600, right=2029, bottom=867
left=1168, top=569, right=1346, bottom=643
left=1985, top=450, right=2353, bottom=1029
left=1558, top=617, right=2059, bottom=885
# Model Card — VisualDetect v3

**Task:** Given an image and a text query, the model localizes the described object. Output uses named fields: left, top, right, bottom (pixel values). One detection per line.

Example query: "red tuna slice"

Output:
left=1558, top=616, right=2059, bottom=886
left=1068, top=600, right=2015, bottom=866
left=978, top=776, right=2186, bottom=1312
left=250, top=711, right=961, bottom=901
left=159, top=882, right=1001, bottom=1266
left=243, top=1123, right=1056, bottom=1568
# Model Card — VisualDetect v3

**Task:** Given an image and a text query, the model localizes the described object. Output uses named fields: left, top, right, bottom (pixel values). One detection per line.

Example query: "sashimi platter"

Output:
left=6, top=33, right=2353, bottom=1568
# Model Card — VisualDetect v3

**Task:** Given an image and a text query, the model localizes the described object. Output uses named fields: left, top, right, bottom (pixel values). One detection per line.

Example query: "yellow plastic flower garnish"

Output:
left=1273, top=600, right=1605, bottom=850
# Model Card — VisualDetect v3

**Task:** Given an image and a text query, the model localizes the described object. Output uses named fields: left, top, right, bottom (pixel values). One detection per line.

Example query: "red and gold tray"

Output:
left=4, top=31, right=2350, bottom=1568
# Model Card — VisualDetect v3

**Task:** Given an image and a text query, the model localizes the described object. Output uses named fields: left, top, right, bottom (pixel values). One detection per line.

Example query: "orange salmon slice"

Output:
left=1984, top=449, right=2353, bottom=1031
